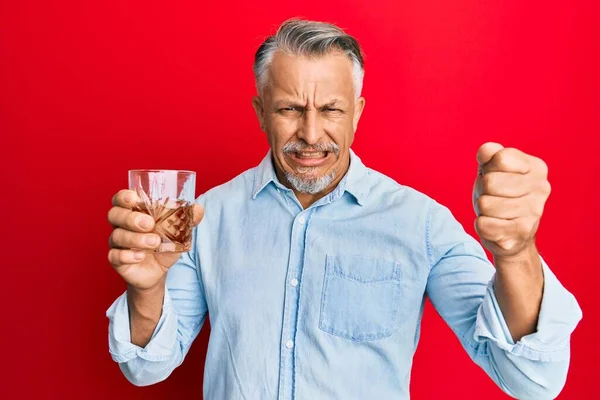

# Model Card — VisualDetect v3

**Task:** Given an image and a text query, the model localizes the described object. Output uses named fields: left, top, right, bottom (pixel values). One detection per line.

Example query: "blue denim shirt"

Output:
left=107, top=150, right=582, bottom=399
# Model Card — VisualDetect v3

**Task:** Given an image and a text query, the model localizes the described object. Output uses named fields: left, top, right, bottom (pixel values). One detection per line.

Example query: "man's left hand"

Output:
left=473, top=142, right=552, bottom=260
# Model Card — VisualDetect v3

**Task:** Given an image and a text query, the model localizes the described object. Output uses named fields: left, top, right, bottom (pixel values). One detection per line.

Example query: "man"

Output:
left=106, top=19, right=582, bottom=399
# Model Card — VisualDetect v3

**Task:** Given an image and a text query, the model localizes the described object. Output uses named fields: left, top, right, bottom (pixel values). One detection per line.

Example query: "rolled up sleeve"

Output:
left=106, top=287, right=179, bottom=363
left=474, top=257, right=582, bottom=362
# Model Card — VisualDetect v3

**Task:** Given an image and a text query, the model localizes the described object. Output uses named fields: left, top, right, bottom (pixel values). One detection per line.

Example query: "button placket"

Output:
left=277, top=210, right=312, bottom=400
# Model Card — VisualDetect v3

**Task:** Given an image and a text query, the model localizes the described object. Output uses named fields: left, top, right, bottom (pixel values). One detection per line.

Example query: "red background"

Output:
left=1, top=1, right=597, bottom=398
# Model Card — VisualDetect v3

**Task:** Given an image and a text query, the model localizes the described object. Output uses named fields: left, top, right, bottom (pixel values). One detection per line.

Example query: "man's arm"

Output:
left=426, top=201, right=581, bottom=400
left=107, top=224, right=208, bottom=387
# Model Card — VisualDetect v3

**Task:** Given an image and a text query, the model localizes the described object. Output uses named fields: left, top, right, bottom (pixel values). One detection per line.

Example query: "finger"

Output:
left=192, top=204, right=204, bottom=227
left=108, top=248, right=146, bottom=267
left=112, top=189, right=139, bottom=208
left=476, top=142, right=505, bottom=166
left=108, top=206, right=155, bottom=232
left=109, top=227, right=161, bottom=250
left=475, top=195, right=529, bottom=219
left=480, top=147, right=531, bottom=175
left=531, top=156, right=549, bottom=179
left=475, top=216, right=519, bottom=245
left=475, top=172, right=532, bottom=198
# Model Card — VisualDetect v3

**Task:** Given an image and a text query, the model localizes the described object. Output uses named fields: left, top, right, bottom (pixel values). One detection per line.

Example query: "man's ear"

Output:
left=353, top=96, right=366, bottom=133
left=252, top=96, right=265, bottom=132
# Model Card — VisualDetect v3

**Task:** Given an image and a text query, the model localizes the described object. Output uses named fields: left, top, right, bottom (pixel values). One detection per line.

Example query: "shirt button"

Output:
left=285, top=340, right=294, bottom=349
left=298, top=215, right=306, bottom=224
left=290, top=278, right=299, bottom=287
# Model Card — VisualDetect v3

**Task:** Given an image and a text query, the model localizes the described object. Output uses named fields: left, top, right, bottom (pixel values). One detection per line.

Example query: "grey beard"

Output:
left=280, top=140, right=340, bottom=194
left=284, top=169, right=336, bottom=195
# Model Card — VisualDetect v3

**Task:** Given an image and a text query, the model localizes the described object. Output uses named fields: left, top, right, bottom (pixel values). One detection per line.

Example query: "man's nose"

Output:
left=297, top=109, right=324, bottom=145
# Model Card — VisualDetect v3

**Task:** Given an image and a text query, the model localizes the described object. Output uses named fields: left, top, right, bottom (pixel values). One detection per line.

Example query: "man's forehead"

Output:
left=265, top=51, right=355, bottom=99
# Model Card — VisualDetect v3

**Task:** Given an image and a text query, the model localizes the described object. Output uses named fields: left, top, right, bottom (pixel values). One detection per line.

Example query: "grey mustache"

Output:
left=282, top=142, right=340, bottom=154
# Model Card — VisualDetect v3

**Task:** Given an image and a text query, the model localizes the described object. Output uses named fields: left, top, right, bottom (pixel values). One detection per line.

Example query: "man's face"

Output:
left=252, top=51, right=365, bottom=195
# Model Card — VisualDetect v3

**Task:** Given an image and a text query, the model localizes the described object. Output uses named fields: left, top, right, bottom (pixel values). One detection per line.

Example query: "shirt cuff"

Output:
left=473, top=256, right=582, bottom=362
left=106, top=286, right=178, bottom=363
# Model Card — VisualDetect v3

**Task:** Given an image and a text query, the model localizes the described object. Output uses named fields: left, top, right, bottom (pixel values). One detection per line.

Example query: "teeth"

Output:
left=296, top=152, right=326, bottom=158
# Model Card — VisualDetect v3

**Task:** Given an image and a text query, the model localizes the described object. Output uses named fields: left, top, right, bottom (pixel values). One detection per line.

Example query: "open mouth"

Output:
left=288, top=151, right=331, bottom=167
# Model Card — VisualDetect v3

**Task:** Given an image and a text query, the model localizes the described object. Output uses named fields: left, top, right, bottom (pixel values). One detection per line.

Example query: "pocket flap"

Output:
left=326, top=254, right=401, bottom=283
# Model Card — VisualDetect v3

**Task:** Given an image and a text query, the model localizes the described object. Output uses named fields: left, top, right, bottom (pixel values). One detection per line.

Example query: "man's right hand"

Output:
left=107, top=189, right=204, bottom=291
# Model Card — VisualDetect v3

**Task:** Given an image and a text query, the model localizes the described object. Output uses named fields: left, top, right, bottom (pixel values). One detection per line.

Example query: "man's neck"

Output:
left=295, top=190, right=329, bottom=209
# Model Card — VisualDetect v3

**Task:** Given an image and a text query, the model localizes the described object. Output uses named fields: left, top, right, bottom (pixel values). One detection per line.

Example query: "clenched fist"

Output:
left=473, top=142, right=551, bottom=259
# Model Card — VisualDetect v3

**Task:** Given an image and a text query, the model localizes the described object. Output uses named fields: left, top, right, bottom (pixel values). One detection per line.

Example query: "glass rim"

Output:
left=128, top=169, right=195, bottom=174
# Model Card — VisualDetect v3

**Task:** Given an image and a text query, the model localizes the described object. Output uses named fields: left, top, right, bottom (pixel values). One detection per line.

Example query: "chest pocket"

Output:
left=318, top=254, right=403, bottom=342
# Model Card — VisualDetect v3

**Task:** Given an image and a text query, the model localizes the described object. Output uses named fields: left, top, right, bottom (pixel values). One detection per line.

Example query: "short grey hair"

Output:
left=253, top=19, right=365, bottom=98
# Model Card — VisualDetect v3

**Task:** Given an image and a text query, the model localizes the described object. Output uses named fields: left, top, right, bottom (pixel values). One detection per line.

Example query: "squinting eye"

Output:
left=279, top=107, right=302, bottom=113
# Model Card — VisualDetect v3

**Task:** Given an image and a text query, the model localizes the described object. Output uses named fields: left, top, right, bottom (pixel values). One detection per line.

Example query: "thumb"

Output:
left=191, top=204, right=204, bottom=227
left=477, top=142, right=504, bottom=166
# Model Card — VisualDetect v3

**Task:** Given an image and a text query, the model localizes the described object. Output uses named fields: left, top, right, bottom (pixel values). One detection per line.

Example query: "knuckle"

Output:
left=536, top=158, right=549, bottom=176
left=543, top=180, right=552, bottom=195
left=108, top=230, right=117, bottom=248
left=108, top=249, right=118, bottom=265
left=482, top=174, right=495, bottom=193
left=111, top=228, right=127, bottom=247
left=107, top=207, right=121, bottom=225
left=477, top=195, right=491, bottom=213
left=535, top=179, right=551, bottom=194
left=475, top=217, right=489, bottom=235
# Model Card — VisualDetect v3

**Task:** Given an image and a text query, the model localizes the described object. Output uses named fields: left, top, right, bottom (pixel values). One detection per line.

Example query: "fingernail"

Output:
left=134, top=252, right=145, bottom=261
left=137, top=216, right=152, bottom=229
left=144, top=235, right=160, bottom=246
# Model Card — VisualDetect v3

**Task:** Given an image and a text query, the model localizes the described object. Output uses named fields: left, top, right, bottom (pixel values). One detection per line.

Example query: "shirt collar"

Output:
left=341, top=149, right=369, bottom=206
left=252, top=148, right=369, bottom=206
left=252, top=150, right=279, bottom=199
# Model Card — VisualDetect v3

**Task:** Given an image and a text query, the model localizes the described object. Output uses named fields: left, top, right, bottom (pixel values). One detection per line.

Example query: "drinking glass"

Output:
left=128, top=169, right=196, bottom=253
